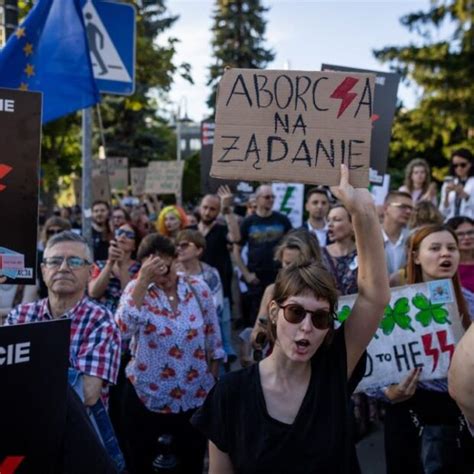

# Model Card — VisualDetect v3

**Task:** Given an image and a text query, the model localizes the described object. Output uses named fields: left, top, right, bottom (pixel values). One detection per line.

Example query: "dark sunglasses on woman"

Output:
left=115, top=228, right=135, bottom=239
left=277, top=303, right=335, bottom=330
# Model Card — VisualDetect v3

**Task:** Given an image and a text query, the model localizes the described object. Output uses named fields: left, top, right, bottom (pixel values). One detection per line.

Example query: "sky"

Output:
left=160, top=0, right=436, bottom=122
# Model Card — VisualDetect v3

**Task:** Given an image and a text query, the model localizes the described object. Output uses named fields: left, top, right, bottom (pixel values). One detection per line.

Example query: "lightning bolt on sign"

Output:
left=330, top=76, right=359, bottom=119
left=0, top=164, right=13, bottom=192
left=0, top=456, right=25, bottom=474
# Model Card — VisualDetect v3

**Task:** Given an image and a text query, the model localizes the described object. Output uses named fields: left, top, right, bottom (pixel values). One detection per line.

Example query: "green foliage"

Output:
left=207, top=0, right=275, bottom=113
left=412, top=293, right=451, bottom=326
left=380, top=297, right=415, bottom=335
left=373, top=0, right=474, bottom=179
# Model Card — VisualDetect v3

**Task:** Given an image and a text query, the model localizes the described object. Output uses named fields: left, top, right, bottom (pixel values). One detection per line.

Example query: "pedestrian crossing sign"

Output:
left=81, top=0, right=136, bottom=96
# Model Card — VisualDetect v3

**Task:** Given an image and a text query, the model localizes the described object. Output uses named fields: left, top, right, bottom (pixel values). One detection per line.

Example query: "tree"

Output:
left=374, top=0, right=474, bottom=181
left=207, top=0, right=274, bottom=113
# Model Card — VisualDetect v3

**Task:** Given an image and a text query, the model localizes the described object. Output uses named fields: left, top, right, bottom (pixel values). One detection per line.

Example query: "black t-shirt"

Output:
left=240, top=212, right=292, bottom=284
left=92, top=227, right=109, bottom=262
left=201, top=223, right=233, bottom=300
left=191, top=326, right=366, bottom=474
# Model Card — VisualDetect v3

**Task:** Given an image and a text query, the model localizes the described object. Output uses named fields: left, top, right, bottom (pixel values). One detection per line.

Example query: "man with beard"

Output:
left=302, top=187, right=331, bottom=247
left=91, top=200, right=112, bottom=261
left=198, top=186, right=240, bottom=361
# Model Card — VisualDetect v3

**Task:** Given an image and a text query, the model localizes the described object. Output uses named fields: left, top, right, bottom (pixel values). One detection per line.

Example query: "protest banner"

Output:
left=211, top=68, right=375, bottom=188
left=73, top=175, right=111, bottom=204
left=144, top=160, right=184, bottom=195
left=0, top=88, right=41, bottom=284
left=370, top=174, right=391, bottom=205
left=322, top=64, right=400, bottom=184
left=338, top=279, right=464, bottom=392
left=92, top=157, right=129, bottom=192
left=130, top=167, right=147, bottom=196
left=0, top=319, right=70, bottom=472
left=272, top=182, right=304, bottom=228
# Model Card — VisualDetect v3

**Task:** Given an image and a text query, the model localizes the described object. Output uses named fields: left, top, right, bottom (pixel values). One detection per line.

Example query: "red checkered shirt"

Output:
left=6, top=296, right=121, bottom=385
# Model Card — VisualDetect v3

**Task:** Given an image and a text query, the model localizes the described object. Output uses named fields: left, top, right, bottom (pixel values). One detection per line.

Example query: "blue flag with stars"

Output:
left=0, top=0, right=100, bottom=123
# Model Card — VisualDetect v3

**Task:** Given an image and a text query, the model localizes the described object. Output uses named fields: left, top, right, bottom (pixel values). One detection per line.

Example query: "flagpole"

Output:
left=82, top=107, right=93, bottom=245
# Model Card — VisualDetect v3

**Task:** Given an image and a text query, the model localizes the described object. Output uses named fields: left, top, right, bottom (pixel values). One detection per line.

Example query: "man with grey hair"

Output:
left=233, top=184, right=292, bottom=327
left=7, top=231, right=121, bottom=407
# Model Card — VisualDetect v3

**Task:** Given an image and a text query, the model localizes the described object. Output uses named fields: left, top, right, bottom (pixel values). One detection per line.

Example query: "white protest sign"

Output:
left=272, top=182, right=304, bottom=228
left=130, top=167, right=146, bottom=196
left=144, top=161, right=184, bottom=195
left=370, top=174, right=390, bottom=206
left=338, top=279, right=464, bottom=392
left=211, top=68, right=375, bottom=187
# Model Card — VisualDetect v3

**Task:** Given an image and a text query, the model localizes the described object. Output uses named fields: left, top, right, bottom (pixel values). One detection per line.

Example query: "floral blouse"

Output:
left=115, top=275, right=225, bottom=413
left=322, top=247, right=358, bottom=296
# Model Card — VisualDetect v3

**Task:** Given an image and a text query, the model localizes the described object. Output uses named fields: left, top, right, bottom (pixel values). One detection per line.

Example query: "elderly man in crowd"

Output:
left=7, top=231, right=121, bottom=407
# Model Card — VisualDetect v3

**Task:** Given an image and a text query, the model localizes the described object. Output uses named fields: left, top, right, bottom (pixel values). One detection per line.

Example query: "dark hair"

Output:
left=176, top=229, right=206, bottom=250
left=112, top=206, right=131, bottom=221
left=137, top=233, right=176, bottom=261
left=268, top=262, right=338, bottom=347
left=92, top=200, right=110, bottom=211
left=450, top=148, right=473, bottom=177
left=42, top=216, right=72, bottom=243
left=446, top=216, right=474, bottom=231
left=306, top=187, right=330, bottom=203
left=407, top=224, right=470, bottom=329
left=384, top=190, right=413, bottom=205
left=329, top=203, right=352, bottom=222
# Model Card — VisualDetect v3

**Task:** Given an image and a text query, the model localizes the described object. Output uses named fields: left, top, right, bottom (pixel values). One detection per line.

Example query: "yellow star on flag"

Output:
left=19, top=83, right=29, bottom=91
left=15, top=27, right=26, bottom=39
left=24, top=64, right=35, bottom=77
left=23, top=43, right=33, bottom=56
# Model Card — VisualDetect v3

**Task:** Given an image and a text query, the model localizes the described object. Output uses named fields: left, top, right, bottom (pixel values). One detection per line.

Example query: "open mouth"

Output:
left=439, top=260, right=452, bottom=269
left=295, top=339, right=310, bottom=348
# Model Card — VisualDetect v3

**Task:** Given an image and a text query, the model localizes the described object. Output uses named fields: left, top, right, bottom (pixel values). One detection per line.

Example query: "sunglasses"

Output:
left=453, top=163, right=468, bottom=169
left=46, top=228, right=64, bottom=236
left=176, top=241, right=193, bottom=250
left=43, top=256, right=91, bottom=269
left=278, top=303, right=334, bottom=330
left=115, top=228, right=135, bottom=239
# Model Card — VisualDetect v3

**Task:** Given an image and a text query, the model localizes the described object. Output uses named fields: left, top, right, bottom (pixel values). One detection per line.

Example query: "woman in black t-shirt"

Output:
left=191, top=165, right=390, bottom=474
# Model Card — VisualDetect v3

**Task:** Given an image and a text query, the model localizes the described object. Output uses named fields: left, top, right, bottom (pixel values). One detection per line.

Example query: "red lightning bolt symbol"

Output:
left=0, top=164, right=13, bottom=192
left=330, top=76, right=359, bottom=118
left=0, top=456, right=25, bottom=474
left=436, top=330, right=455, bottom=361
left=422, top=333, right=439, bottom=373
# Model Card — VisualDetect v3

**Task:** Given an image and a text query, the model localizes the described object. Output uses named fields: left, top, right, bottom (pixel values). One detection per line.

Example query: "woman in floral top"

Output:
left=115, top=233, right=224, bottom=474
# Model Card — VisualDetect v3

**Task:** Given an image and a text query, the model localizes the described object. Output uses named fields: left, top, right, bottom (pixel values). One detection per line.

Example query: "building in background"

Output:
left=0, top=0, right=18, bottom=47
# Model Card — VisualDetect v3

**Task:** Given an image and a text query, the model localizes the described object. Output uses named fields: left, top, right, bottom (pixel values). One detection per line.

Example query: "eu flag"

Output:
left=0, top=0, right=100, bottom=123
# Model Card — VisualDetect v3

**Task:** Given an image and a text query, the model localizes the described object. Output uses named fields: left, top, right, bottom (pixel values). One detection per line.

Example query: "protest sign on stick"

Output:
left=73, top=175, right=111, bottom=204
left=0, top=88, right=42, bottom=284
left=0, top=319, right=70, bottom=472
left=92, top=157, right=129, bottom=192
left=145, top=161, right=184, bottom=195
left=131, top=167, right=147, bottom=196
left=211, top=68, right=375, bottom=187
left=338, top=279, right=464, bottom=392
left=272, top=182, right=304, bottom=228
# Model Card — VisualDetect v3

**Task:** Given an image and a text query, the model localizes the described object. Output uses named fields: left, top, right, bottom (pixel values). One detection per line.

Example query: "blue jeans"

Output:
left=68, top=368, right=126, bottom=473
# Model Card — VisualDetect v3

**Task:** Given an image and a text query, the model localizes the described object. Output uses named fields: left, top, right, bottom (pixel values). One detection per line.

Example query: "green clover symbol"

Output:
left=380, top=297, right=415, bottom=335
left=412, top=293, right=450, bottom=327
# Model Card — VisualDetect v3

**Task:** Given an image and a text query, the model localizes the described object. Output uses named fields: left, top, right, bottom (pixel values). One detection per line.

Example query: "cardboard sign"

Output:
left=0, top=88, right=42, bottom=284
left=130, top=167, right=147, bottom=196
left=73, top=175, right=111, bottom=204
left=144, top=160, right=184, bottom=195
left=92, top=157, right=129, bottom=191
left=338, top=279, right=464, bottom=392
left=370, top=174, right=391, bottom=206
left=322, top=64, right=400, bottom=185
left=272, top=182, right=304, bottom=228
left=211, top=68, right=375, bottom=187
left=0, top=319, right=70, bottom=472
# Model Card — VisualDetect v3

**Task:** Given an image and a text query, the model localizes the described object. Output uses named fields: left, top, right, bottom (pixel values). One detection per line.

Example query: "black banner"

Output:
left=0, top=319, right=70, bottom=472
left=0, top=88, right=42, bottom=284
left=322, top=64, right=400, bottom=184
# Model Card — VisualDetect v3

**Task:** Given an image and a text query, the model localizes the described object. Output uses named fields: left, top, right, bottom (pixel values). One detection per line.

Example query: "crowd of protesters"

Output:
left=2, top=148, right=474, bottom=473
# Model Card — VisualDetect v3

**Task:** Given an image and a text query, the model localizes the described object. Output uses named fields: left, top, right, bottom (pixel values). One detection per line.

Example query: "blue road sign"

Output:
left=81, top=0, right=135, bottom=95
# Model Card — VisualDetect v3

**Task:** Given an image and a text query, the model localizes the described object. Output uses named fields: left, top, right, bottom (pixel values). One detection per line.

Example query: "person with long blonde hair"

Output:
left=399, top=158, right=437, bottom=204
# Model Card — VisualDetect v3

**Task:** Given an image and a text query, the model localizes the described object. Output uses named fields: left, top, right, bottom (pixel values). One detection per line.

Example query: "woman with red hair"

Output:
left=383, top=224, right=472, bottom=474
